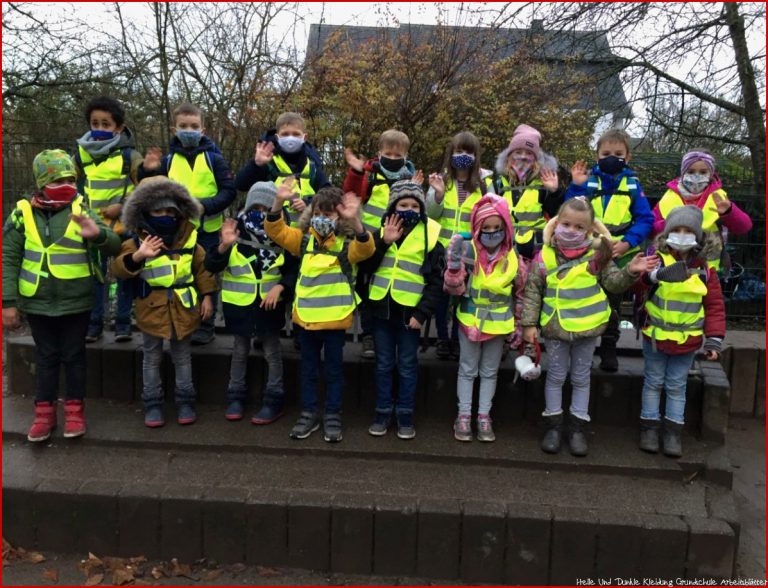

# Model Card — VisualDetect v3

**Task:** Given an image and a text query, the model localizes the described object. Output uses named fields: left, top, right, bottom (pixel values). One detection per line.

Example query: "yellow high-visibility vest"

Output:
left=168, top=152, right=221, bottom=233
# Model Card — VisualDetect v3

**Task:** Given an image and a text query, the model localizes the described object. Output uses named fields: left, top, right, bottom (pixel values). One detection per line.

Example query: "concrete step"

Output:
left=5, top=334, right=731, bottom=443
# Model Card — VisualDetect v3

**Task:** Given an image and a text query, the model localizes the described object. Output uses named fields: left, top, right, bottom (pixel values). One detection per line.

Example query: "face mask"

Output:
left=146, top=215, right=179, bottom=245
left=379, top=156, right=405, bottom=173
left=91, top=130, right=114, bottom=141
left=479, top=229, right=505, bottom=248
left=681, top=173, right=710, bottom=194
left=311, top=215, right=336, bottom=238
left=277, top=136, right=304, bottom=154
left=554, top=224, right=590, bottom=249
left=176, top=130, right=202, bottom=148
left=243, top=210, right=265, bottom=234
left=510, top=155, right=533, bottom=180
left=396, top=209, right=421, bottom=229
left=451, top=153, right=475, bottom=170
left=597, top=155, right=626, bottom=175
left=42, top=183, right=78, bottom=204
left=666, top=232, right=697, bottom=252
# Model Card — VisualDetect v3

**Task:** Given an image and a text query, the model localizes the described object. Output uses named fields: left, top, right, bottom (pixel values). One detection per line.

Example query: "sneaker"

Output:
left=476, top=414, right=495, bottom=442
left=85, top=324, right=103, bottom=343
left=361, top=335, right=375, bottom=359
left=27, top=401, right=57, bottom=442
left=190, top=327, right=215, bottom=346
left=63, top=399, right=86, bottom=438
left=368, top=411, right=392, bottom=436
left=290, top=411, right=320, bottom=439
left=177, top=404, right=197, bottom=425
left=323, top=413, right=343, bottom=443
left=436, top=339, right=451, bottom=359
left=144, top=406, right=165, bottom=428
left=396, top=413, right=416, bottom=440
left=114, top=324, right=133, bottom=342
left=225, top=400, right=244, bottom=421
left=251, top=404, right=285, bottom=425
left=453, top=414, right=472, bottom=442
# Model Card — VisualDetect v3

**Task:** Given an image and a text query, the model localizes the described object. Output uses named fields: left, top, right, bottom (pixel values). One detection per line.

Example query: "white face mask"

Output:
left=681, top=173, right=710, bottom=194
left=666, top=232, right=698, bottom=251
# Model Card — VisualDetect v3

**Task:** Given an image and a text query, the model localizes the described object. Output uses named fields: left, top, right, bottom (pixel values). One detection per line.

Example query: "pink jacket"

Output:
left=652, top=176, right=752, bottom=237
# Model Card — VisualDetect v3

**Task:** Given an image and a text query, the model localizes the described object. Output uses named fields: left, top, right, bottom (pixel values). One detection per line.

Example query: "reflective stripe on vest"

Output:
left=78, top=147, right=134, bottom=214
left=539, top=245, right=610, bottom=332
left=293, top=235, right=358, bottom=323
left=167, top=152, right=222, bottom=233
left=496, top=176, right=545, bottom=245
left=273, top=155, right=315, bottom=227
left=221, top=244, right=284, bottom=306
left=17, top=197, right=91, bottom=297
left=140, top=229, right=199, bottom=309
left=455, top=243, right=519, bottom=335
left=361, top=173, right=391, bottom=234
left=437, top=181, right=485, bottom=247
left=369, top=219, right=441, bottom=306
left=642, top=251, right=707, bottom=344
left=590, top=175, right=635, bottom=236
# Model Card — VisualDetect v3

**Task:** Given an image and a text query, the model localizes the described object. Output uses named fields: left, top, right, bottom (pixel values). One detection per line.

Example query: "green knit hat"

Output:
left=32, top=149, right=77, bottom=189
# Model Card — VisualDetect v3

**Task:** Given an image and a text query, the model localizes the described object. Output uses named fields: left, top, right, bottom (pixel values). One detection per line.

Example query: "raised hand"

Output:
left=200, top=295, right=213, bottom=321
left=570, top=160, right=589, bottom=185
left=133, top=235, right=165, bottom=263
left=254, top=141, right=275, bottom=166
left=276, top=177, right=297, bottom=202
left=382, top=214, right=404, bottom=244
left=445, top=233, right=465, bottom=270
left=70, top=214, right=101, bottom=240
left=711, top=192, right=731, bottom=215
left=219, top=218, right=239, bottom=251
left=413, top=169, right=424, bottom=185
left=260, top=284, right=284, bottom=310
left=336, top=191, right=361, bottom=220
left=142, top=147, right=163, bottom=171
left=540, top=168, right=559, bottom=192
left=290, top=198, right=307, bottom=213
left=2, top=307, right=21, bottom=330
left=627, top=253, right=660, bottom=275
left=428, top=172, right=445, bottom=200
left=344, top=147, right=366, bottom=173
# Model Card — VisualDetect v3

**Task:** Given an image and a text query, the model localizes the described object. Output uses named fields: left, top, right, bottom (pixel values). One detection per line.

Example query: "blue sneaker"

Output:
left=144, top=406, right=165, bottom=428
left=114, top=323, right=133, bottom=342
left=396, top=412, right=416, bottom=440
left=368, top=411, right=392, bottom=436
left=177, top=404, right=197, bottom=425
left=251, top=404, right=284, bottom=425
left=225, top=400, right=244, bottom=421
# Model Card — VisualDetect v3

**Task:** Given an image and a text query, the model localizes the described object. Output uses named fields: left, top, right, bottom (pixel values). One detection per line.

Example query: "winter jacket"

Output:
left=564, top=165, right=654, bottom=248
left=74, top=127, right=144, bottom=186
left=342, top=158, right=416, bottom=202
left=2, top=196, right=121, bottom=316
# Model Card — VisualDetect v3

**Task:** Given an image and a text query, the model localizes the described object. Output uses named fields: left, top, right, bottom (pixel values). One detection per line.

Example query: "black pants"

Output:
left=27, top=311, right=90, bottom=402
left=602, top=292, right=623, bottom=345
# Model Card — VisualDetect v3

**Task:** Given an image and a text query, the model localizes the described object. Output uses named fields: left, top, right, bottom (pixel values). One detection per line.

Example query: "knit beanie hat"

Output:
left=663, top=205, right=704, bottom=243
left=32, top=149, right=76, bottom=189
left=681, top=151, right=716, bottom=176
left=506, top=124, right=541, bottom=157
left=245, top=181, right=278, bottom=212
left=387, top=180, right=425, bottom=213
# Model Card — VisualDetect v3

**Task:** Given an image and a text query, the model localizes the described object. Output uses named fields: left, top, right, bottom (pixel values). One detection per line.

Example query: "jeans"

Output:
left=227, top=331, right=284, bottom=406
left=456, top=329, right=505, bottom=416
left=90, top=255, right=133, bottom=327
left=141, top=332, right=195, bottom=408
left=543, top=337, right=598, bottom=421
left=640, top=338, right=695, bottom=424
left=435, top=292, right=459, bottom=341
left=27, top=312, right=91, bottom=402
left=372, top=315, right=421, bottom=416
left=299, top=329, right=345, bottom=414
left=196, top=230, right=220, bottom=331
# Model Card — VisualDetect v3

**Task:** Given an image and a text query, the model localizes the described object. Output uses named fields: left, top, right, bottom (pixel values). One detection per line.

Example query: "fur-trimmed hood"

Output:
left=121, top=178, right=203, bottom=232
left=542, top=215, right=612, bottom=248
left=295, top=201, right=360, bottom=237
left=653, top=230, right=720, bottom=262
left=494, top=147, right=558, bottom=177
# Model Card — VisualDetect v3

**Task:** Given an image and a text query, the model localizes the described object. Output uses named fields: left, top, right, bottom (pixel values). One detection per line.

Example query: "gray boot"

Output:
left=541, top=413, right=564, bottom=454
left=639, top=418, right=661, bottom=453
left=567, top=413, right=589, bottom=457
left=662, top=418, right=683, bottom=458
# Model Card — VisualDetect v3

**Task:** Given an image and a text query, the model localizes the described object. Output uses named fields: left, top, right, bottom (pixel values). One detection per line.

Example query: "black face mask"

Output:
left=144, top=214, right=179, bottom=246
left=597, top=155, right=626, bottom=175
left=379, top=156, right=405, bottom=173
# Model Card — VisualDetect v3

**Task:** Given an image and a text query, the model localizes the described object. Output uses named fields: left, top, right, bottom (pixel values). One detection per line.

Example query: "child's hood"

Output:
left=470, top=194, right=514, bottom=248
left=494, top=146, right=558, bottom=177
left=121, top=178, right=203, bottom=232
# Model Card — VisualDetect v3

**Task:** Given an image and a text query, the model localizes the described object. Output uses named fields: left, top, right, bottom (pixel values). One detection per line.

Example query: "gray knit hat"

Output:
left=245, top=181, right=278, bottom=212
left=387, top=180, right=425, bottom=212
left=663, top=205, right=704, bottom=243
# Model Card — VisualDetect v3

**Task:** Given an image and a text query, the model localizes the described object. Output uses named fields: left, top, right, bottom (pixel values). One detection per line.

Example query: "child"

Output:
left=204, top=182, right=298, bottom=423
left=235, top=112, right=331, bottom=227
left=2, top=149, right=121, bottom=442
left=443, top=195, right=525, bottom=442
left=491, top=124, right=563, bottom=261
left=75, top=96, right=145, bottom=343
left=652, top=149, right=752, bottom=270
left=426, top=131, right=489, bottom=359
left=142, top=103, right=236, bottom=345
left=520, top=197, right=657, bottom=456
left=111, top=178, right=217, bottom=427
left=639, top=206, right=725, bottom=457
left=266, top=181, right=375, bottom=442
left=357, top=181, right=444, bottom=439
left=566, top=128, right=654, bottom=372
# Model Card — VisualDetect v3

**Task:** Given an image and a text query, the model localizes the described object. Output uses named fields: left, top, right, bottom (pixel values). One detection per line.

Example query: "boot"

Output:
left=540, top=413, right=563, bottom=454
left=63, top=400, right=86, bottom=438
left=567, top=413, right=589, bottom=457
left=28, top=401, right=57, bottom=442
left=599, top=340, right=618, bottom=372
left=639, top=418, right=660, bottom=453
left=662, top=418, right=683, bottom=458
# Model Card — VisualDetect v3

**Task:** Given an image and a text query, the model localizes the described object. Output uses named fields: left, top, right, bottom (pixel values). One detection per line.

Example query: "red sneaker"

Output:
left=63, top=400, right=86, bottom=438
left=27, top=401, right=57, bottom=442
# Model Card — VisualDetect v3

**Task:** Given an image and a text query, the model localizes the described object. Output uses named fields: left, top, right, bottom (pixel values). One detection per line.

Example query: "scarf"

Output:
left=76, top=131, right=123, bottom=158
left=376, top=159, right=416, bottom=182
left=238, top=215, right=279, bottom=274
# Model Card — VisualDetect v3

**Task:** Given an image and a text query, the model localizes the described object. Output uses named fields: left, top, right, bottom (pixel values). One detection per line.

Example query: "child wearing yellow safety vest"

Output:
left=443, top=195, right=526, bottom=443
left=265, top=182, right=375, bottom=443
left=204, top=182, right=298, bottom=424
left=74, top=96, right=146, bottom=343
left=112, top=179, right=217, bottom=428
left=141, top=103, right=236, bottom=346
left=521, top=197, right=658, bottom=457
left=638, top=206, right=725, bottom=458
left=357, top=181, right=445, bottom=440
left=566, top=128, right=654, bottom=373
left=2, top=149, right=121, bottom=443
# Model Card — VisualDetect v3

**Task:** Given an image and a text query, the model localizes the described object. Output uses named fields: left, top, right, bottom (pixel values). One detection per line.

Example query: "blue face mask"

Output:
left=451, top=153, right=475, bottom=170
left=479, top=229, right=505, bottom=248
left=91, top=130, right=114, bottom=141
left=176, top=130, right=202, bottom=148
left=277, top=136, right=304, bottom=154
left=311, top=215, right=336, bottom=238
left=396, top=209, right=421, bottom=229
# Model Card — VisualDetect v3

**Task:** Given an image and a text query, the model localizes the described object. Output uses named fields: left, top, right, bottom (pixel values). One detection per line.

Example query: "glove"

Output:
left=703, top=337, right=723, bottom=354
left=446, top=234, right=465, bottom=271
left=650, top=260, right=689, bottom=283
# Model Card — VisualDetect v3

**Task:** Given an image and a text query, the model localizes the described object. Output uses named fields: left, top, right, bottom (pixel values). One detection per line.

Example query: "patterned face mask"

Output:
left=396, top=209, right=421, bottom=228
left=681, top=173, right=710, bottom=195
left=479, top=229, right=505, bottom=248
left=451, top=153, right=475, bottom=169
left=310, top=214, right=336, bottom=237
left=510, top=154, right=533, bottom=180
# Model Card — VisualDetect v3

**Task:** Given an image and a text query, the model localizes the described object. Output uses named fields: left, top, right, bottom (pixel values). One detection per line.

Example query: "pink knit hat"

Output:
left=507, top=124, right=541, bottom=157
